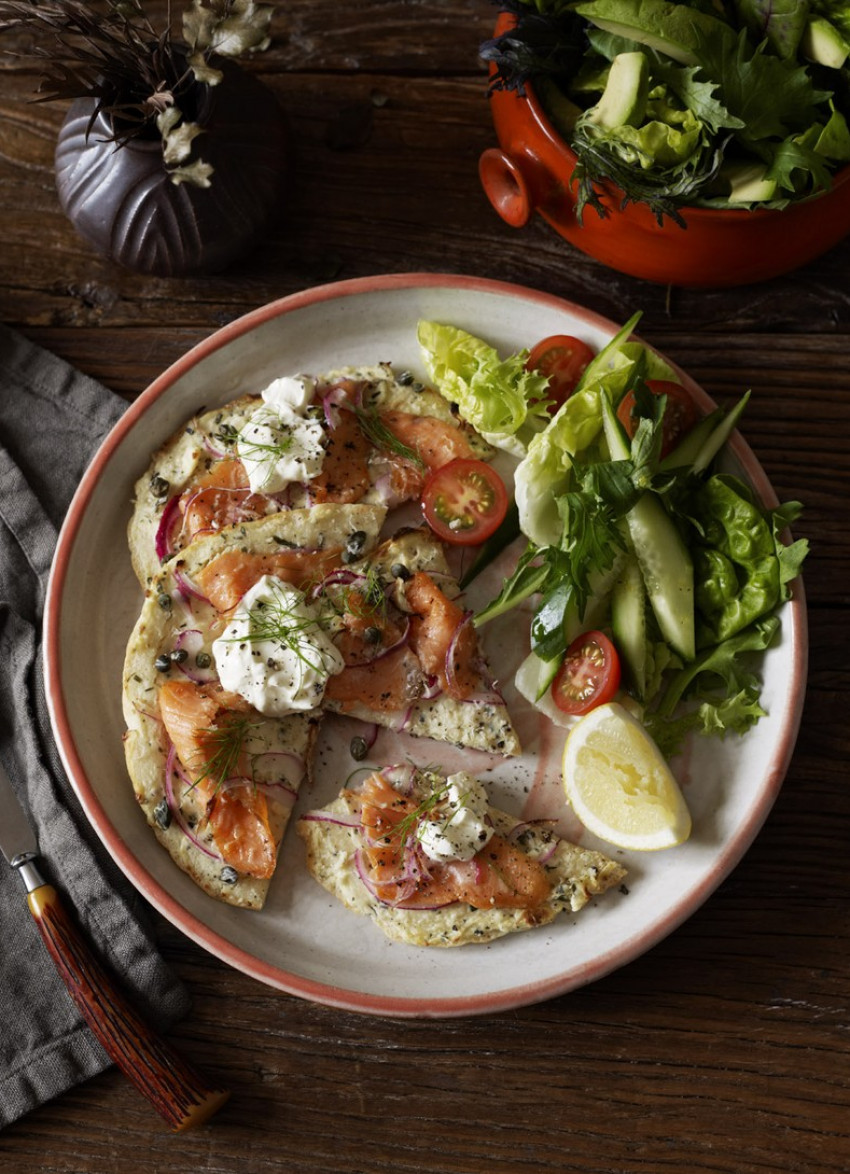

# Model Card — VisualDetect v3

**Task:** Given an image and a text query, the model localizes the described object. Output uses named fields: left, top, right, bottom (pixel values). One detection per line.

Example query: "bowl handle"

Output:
left=479, top=148, right=532, bottom=228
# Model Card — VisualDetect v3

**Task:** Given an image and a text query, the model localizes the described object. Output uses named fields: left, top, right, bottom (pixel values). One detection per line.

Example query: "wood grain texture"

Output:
left=1, top=1, right=849, bottom=1170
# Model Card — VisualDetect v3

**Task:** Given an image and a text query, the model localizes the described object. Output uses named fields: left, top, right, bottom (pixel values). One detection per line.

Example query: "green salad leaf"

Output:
left=732, top=0, right=810, bottom=59
left=691, top=26, right=831, bottom=144
left=416, top=320, right=552, bottom=456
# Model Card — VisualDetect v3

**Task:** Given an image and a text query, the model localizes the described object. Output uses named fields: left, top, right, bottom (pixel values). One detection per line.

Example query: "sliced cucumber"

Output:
left=602, top=393, right=695, bottom=660
left=659, top=409, right=722, bottom=471
left=601, top=388, right=631, bottom=461
left=611, top=553, right=647, bottom=698
left=692, top=391, right=750, bottom=474
left=626, top=494, right=694, bottom=660
left=563, top=551, right=626, bottom=646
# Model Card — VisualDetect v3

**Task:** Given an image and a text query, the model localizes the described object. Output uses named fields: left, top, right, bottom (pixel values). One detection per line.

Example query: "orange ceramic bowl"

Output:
left=480, top=13, right=850, bottom=287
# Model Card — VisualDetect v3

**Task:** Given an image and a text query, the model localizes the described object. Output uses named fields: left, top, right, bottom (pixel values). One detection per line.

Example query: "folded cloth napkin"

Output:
left=0, top=324, right=190, bottom=1129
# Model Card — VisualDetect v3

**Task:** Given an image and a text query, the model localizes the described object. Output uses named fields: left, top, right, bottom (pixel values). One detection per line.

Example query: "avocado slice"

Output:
left=586, top=51, right=650, bottom=131
left=801, top=15, right=850, bottom=68
left=815, top=107, right=850, bottom=161
left=536, top=77, right=583, bottom=138
left=723, top=162, right=778, bottom=204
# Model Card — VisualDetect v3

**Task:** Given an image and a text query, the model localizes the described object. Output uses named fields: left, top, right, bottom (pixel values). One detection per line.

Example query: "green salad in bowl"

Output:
left=482, top=0, right=850, bottom=223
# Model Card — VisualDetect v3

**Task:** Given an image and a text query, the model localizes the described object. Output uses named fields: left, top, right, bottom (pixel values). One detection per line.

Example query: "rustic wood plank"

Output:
left=1, top=0, right=849, bottom=1170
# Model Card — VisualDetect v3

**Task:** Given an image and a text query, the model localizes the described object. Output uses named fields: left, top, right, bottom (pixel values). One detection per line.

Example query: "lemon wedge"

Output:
left=562, top=702, right=692, bottom=851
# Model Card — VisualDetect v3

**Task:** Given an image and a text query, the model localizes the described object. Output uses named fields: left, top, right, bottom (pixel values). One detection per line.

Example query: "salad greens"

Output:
left=417, top=321, right=552, bottom=456
left=418, top=314, right=808, bottom=756
left=481, top=0, right=850, bottom=221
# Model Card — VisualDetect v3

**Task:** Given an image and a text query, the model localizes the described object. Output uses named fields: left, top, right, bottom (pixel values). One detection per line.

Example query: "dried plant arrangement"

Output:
left=0, top=0, right=275, bottom=186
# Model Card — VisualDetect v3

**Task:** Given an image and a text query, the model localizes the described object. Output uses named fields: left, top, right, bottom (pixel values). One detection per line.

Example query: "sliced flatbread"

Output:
left=128, top=363, right=492, bottom=586
left=320, top=527, right=520, bottom=755
left=297, top=768, right=626, bottom=947
left=122, top=503, right=386, bottom=908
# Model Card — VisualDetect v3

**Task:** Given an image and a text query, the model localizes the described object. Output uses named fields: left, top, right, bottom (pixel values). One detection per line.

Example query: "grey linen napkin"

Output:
left=0, top=324, right=190, bottom=1129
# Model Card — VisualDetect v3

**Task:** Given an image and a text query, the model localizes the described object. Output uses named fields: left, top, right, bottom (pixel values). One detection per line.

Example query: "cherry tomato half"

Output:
left=526, top=335, right=595, bottom=411
left=421, top=458, right=509, bottom=546
left=551, top=630, right=621, bottom=716
left=616, top=379, right=698, bottom=459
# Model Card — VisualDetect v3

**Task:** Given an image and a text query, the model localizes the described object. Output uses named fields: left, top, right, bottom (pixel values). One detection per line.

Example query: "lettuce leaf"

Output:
left=732, top=0, right=810, bottom=58
left=416, top=321, right=552, bottom=456
left=514, top=316, right=681, bottom=545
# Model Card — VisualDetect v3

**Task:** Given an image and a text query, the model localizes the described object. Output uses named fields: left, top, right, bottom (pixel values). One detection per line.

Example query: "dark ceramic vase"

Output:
left=54, top=59, right=288, bottom=277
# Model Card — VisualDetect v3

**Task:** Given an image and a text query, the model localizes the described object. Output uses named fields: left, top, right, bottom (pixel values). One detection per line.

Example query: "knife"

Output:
left=0, top=757, right=230, bottom=1131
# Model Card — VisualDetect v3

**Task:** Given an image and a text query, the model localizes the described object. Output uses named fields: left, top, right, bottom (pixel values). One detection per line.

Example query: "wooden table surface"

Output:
left=2, top=3, right=849, bottom=1171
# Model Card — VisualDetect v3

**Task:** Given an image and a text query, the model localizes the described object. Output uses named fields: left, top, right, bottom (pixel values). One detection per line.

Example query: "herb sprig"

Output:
left=230, top=586, right=340, bottom=678
left=194, top=712, right=258, bottom=792
left=354, top=406, right=426, bottom=469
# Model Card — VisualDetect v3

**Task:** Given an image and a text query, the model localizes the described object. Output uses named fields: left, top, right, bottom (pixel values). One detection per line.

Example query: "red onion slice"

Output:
left=164, top=744, right=222, bottom=861
left=320, top=386, right=348, bottom=430
left=251, top=750, right=306, bottom=789
left=380, top=763, right=417, bottom=794
left=444, top=610, right=474, bottom=697
left=299, top=810, right=362, bottom=829
left=506, top=820, right=561, bottom=863
left=203, top=434, right=228, bottom=460
left=154, top=494, right=182, bottom=562
left=353, top=849, right=419, bottom=907
left=173, top=567, right=210, bottom=605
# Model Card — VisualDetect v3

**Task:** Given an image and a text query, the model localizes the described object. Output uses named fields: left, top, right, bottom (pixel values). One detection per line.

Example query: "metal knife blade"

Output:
left=0, top=758, right=38, bottom=866
left=0, top=755, right=229, bottom=1130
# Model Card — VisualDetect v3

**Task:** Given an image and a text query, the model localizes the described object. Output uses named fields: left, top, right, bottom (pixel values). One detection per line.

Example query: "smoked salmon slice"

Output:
left=354, top=772, right=551, bottom=911
left=405, top=571, right=482, bottom=699
left=310, top=407, right=373, bottom=503
left=323, top=645, right=423, bottom=713
left=158, top=679, right=276, bottom=878
left=194, top=546, right=343, bottom=612
left=380, top=410, right=476, bottom=471
left=179, top=458, right=271, bottom=545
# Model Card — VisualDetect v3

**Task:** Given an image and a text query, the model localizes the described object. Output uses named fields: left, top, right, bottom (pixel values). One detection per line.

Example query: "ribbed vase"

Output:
left=55, top=60, right=288, bottom=277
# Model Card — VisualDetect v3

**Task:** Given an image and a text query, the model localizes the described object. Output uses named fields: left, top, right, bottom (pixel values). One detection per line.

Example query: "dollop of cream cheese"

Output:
left=237, top=374, right=325, bottom=494
left=212, top=575, right=344, bottom=716
left=417, top=772, right=494, bottom=864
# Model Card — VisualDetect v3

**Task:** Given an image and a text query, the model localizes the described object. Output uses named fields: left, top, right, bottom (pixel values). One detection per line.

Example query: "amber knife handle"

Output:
left=16, top=855, right=230, bottom=1131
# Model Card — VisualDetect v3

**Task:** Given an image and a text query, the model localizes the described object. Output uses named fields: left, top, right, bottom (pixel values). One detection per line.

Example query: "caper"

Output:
left=342, top=529, right=368, bottom=564
left=170, top=647, right=189, bottom=664
left=157, top=593, right=172, bottom=611
left=150, top=474, right=170, bottom=498
left=391, top=562, right=412, bottom=581
left=154, top=654, right=172, bottom=673
left=397, top=370, right=414, bottom=386
left=363, top=626, right=382, bottom=644
left=153, top=798, right=171, bottom=829
left=196, top=652, right=212, bottom=669
left=350, top=736, right=369, bottom=761
left=220, top=866, right=239, bottom=885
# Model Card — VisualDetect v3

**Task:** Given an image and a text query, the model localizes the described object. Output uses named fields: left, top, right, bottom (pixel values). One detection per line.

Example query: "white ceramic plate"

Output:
left=44, top=274, right=807, bottom=1017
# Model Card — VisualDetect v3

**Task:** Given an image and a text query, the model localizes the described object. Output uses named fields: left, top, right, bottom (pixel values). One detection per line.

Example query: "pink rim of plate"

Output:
left=43, top=273, right=808, bottom=1018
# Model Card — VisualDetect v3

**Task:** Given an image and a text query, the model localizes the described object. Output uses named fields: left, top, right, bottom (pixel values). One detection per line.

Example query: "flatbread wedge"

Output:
left=317, top=527, right=522, bottom=756
left=122, top=503, right=386, bottom=908
left=128, top=363, right=493, bottom=586
left=297, top=766, right=627, bottom=947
